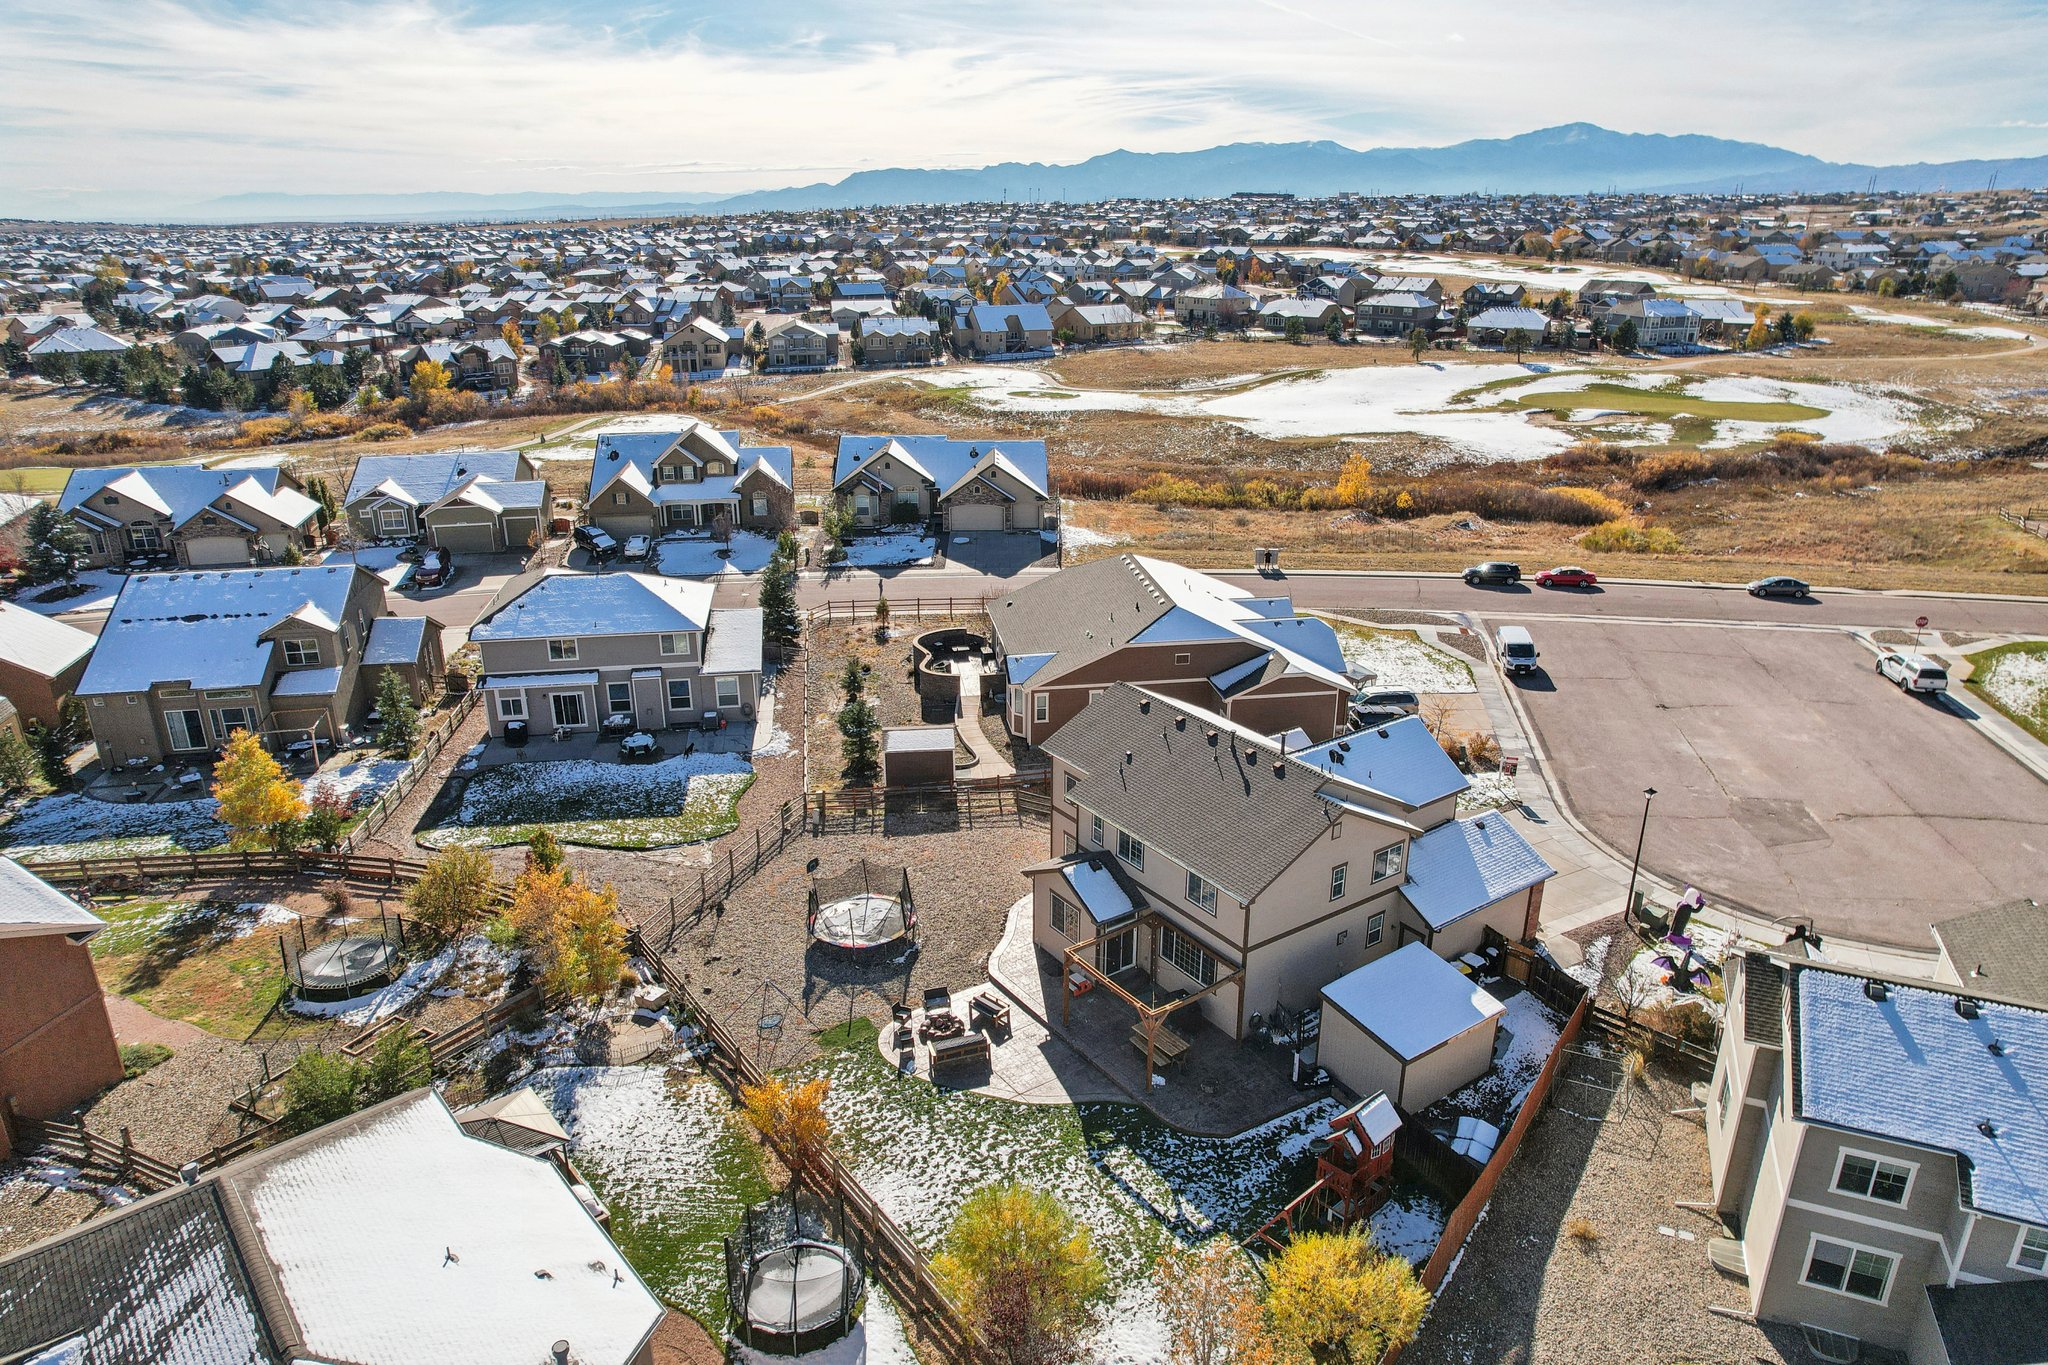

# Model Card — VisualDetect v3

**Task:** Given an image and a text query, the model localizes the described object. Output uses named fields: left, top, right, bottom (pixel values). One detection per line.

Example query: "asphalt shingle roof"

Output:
left=1398, top=813, right=1553, bottom=931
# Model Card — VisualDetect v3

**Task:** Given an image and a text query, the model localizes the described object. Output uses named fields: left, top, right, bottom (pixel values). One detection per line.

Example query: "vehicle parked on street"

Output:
left=573, top=525, right=620, bottom=562
left=1352, top=689, right=1421, bottom=717
left=1748, top=575, right=1811, bottom=599
left=1463, top=561, right=1522, bottom=586
left=622, top=534, right=652, bottom=561
left=1877, top=652, right=1949, bottom=694
left=1495, top=625, right=1540, bottom=675
left=1535, top=565, right=1598, bottom=589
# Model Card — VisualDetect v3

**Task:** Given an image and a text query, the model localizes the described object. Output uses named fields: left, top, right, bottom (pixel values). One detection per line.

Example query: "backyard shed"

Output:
left=882, top=725, right=955, bottom=786
left=1318, top=941, right=1505, bottom=1110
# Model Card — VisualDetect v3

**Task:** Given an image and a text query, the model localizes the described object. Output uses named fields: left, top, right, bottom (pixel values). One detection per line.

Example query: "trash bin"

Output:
left=504, top=719, right=529, bottom=748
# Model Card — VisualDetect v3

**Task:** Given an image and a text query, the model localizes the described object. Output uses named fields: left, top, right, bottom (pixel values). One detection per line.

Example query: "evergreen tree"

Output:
left=375, top=667, right=420, bottom=754
left=759, top=545, right=801, bottom=652
left=0, top=728, right=42, bottom=795
left=840, top=658, right=866, bottom=702
left=24, top=505, right=87, bottom=584
left=837, top=696, right=880, bottom=786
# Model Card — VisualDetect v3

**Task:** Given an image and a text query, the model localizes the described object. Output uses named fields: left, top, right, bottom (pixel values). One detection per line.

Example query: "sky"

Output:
left=5, top=0, right=2048, bottom=219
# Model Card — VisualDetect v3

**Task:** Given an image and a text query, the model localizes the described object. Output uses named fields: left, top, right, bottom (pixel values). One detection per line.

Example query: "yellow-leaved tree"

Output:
left=405, top=845, right=497, bottom=942
left=506, top=863, right=626, bottom=1000
left=499, top=320, right=525, bottom=356
left=1333, top=454, right=1375, bottom=508
left=1262, top=1228, right=1429, bottom=1365
left=933, top=1182, right=1105, bottom=1365
left=738, top=1075, right=833, bottom=1177
left=411, top=358, right=451, bottom=393
left=1155, top=1239, right=1283, bottom=1365
left=211, top=730, right=305, bottom=851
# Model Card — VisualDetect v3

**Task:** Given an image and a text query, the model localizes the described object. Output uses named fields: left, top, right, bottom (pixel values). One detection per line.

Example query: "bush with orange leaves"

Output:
left=739, top=1075, right=833, bottom=1176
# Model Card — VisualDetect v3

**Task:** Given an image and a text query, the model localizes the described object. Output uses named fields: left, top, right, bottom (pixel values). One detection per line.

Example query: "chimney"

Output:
left=1864, top=981, right=1888, bottom=1003
left=552, top=1342, right=571, bottom=1365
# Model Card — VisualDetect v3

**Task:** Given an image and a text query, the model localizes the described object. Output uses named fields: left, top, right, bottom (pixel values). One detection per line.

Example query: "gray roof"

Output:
left=0, top=855, right=106, bottom=938
left=1399, top=813, right=1553, bottom=931
left=700, top=607, right=764, bottom=675
left=1924, top=1281, right=2048, bottom=1365
left=471, top=570, right=711, bottom=642
left=1932, top=899, right=2048, bottom=1008
left=363, top=614, right=430, bottom=667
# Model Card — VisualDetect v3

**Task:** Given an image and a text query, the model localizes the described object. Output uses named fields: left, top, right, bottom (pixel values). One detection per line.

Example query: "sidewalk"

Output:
left=953, top=673, right=1014, bottom=777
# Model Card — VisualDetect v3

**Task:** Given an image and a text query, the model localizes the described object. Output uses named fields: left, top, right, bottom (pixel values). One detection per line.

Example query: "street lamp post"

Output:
left=1625, top=787, right=1658, bottom=922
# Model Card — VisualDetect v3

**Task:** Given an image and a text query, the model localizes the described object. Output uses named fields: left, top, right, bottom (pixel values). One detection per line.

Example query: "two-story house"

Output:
left=584, top=417, right=795, bottom=541
left=759, top=318, right=840, bottom=371
left=855, top=316, right=940, bottom=366
left=1355, top=291, right=1440, bottom=337
left=1606, top=297, right=1702, bottom=350
left=58, top=465, right=321, bottom=569
left=659, top=314, right=741, bottom=377
left=388, top=338, right=519, bottom=393
left=958, top=303, right=1055, bottom=357
left=1707, top=951, right=2048, bottom=1362
left=470, top=569, right=762, bottom=736
left=1027, top=685, right=1552, bottom=1048
left=77, top=565, right=429, bottom=766
left=831, top=433, right=1053, bottom=537
left=989, top=554, right=1356, bottom=746
left=343, top=450, right=549, bottom=553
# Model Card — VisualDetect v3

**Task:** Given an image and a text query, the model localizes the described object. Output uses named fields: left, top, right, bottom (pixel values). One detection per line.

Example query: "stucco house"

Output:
left=58, top=465, right=321, bottom=569
left=342, top=450, right=549, bottom=553
left=388, top=338, right=519, bottom=393
left=659, top=314, right=741, bottom=376
left=831, top=433, right=1053, bottom=536
left=0, top=600, right=94, bottom=727
left=585, top=417, right=795, bottom=540
left=0, top=858, right=123, bottom=1160
left=470, top=569, right=762, bottom=736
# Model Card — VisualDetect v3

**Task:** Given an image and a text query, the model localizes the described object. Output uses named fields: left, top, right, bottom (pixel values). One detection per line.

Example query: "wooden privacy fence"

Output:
left=337, top=688, right=480, bottom=852
left=630, top=929, right=990, bottom=1364
left=1585, top=1002, right=1718, bottom=1075
left=808, top=773, right=1050, bottom=834
left=641, top=798, right=805, bottom=950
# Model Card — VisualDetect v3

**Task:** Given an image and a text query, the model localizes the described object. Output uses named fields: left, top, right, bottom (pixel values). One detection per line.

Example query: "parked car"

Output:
left=622, top=534, right=652, bottom=561
left=413, top=546, right=452, bottom=588
left=1877, top=652, right=1949, bottom=694
left=574, top=525, right=620, bottom=562
left=1353, top=689, right=1421, bottom=717
left=1463, top=561, right=1522, bottom=586
left=1748, top=575, right=1811, bottom=599
left=1535, top=565, right=1598, bottom=589
left=1495, top=625, right=1540, bottom=675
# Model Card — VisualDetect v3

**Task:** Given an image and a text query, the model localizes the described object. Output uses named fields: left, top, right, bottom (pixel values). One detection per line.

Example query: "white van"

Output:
left=1496, top=625, right=1539, bottom=675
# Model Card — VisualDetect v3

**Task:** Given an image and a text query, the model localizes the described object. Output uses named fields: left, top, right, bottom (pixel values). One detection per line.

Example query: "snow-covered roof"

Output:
left=363, top=615, right=430, bottom=667
left=1056, top=855, right=1141, bottom=925
left=1321, top=941, right=1505, bottom=1060
left=483, top=670, right=600, bottom=690
left=270, top=665, right=342, bottom=697
left=1291, top=717, right=1470, bottom=810
left=343, top=450, right=531, bottom=507
left=0, top=600, right=95, bottom=676
left=884, top=725, right=955, bottom=753
left=700, top=607, right=764, bottom=676
left=586, top=417, right=793, bottom=507
left=1399, top=813, right=1554, bottom=931
left=0, top=856, right=105, bottom=939
left=471, top=570, right=711, bottom=642
left=80, top=566, right=366, bottom=695
left=834, top=434, right=1050, bottom=502
left=58, top=465, right=316, bottom=533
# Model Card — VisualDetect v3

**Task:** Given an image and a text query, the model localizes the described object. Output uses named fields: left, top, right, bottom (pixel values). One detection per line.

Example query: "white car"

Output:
left=1876, top=651, right=1948, bottom=694
left=621, top=534, right=653, bottom=561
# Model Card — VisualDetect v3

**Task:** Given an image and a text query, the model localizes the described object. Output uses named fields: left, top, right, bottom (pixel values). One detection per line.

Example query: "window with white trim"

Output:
left=497, top=694, right=526, bottom=720
left=282, top=639, right=320, bottom=666
left=1802, top=1236, right=1895, bottom=1303
left=1090, top=814, right=1103, bottom=847
left=377, top=508, right=409, bottom=533
left=1033, top=692, right=1048, bottom=725
left=1173, top=652, right=1190, bottom=666
left=1717, top=1073, right=1733, bottom=1125
left=2013, top=1226, right=2048, bottom=1274
left=751, top=496, right=769, bottom=517
left=716, top=676, right=740, bottom=709
left=1185, top=871, right=1217, bottom=915
left=659, top=633, right=689, bottom=656
left=607, top=681, right=633, bottom=714
left=1158, top=923, right=1216, bottom=987
left=1372, top=841, right=1405, bottom=882
left=127, top=524, right=161, bottom=552
left=548, top=639, right=578, bottom=661
left=1365, top=911, right=1384, bottom=947
left=1048, top=893, right=1077, bottom=938
left=668, top=678, right=692, bottom=711
left=1834, top=1151, right=1914, bottom=1206
left=1115, top=828, right=1144, bottom=870
left=1330, top=862, right=1348, bottom=901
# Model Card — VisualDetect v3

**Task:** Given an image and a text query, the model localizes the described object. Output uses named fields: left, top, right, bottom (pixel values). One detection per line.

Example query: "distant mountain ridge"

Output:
left=145, top=123, right=2048, bottom=223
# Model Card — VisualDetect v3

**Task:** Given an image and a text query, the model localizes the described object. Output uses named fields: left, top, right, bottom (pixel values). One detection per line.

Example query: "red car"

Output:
left=1535, top=565, right=1598, bottom=589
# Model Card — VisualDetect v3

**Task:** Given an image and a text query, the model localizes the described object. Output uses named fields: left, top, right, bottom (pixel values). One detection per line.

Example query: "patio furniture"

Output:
left=920, top=1009, right=966, bottom=1041
left=921, top=985, right=951, bottom=1014
left=893, top=1024, right=914, bottom=1052
left=602, top=712, right=637, bottom=737
left=930, top=1032, right=990, bottom=1073
left=1065, top=968, right=1094, bottom=998
left=504, top=719, right=529, bottom=747
left=1129, top=1023, right=1191, bottom=1070
left=969, top=993, right=1010, bottom=1035
left=618, top=731, right=661, bottom=761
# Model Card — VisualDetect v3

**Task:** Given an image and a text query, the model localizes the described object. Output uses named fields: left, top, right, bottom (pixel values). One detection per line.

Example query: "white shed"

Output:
left=1317, top=942, right=1506, bottom=1110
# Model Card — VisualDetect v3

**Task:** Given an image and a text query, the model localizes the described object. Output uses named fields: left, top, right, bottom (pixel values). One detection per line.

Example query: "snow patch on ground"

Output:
left=839, top=533, right=936, bottom=567
left=733, top=1287, right=919, bottom=1365
left=285, top=933, right=514, bottom=1025
left=1975, top=647, right=2048, bottom=725
left=1433, top=990, right=1564, bottom=1123
left=655, top=531, right=778, bottom=577
left=420, top=751, right=754, bottom=849
left=1326, top=620, right=1476, bottom=694
left=15, top=569, right=126, bottom=616
left=1618, top=918, right=1735, bottom=1014
left=303, top=756, right=409, bottom=804
left=1456, top=768, right=1520, bottom=813
left=0, top=791, right=224, bottom=862
left=229, top=902, right=300, bottom=937
left=1062, top=523, right=1129, bottom=551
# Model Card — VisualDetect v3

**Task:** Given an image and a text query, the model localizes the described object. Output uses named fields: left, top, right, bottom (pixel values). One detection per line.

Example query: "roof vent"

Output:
left=1338, top=740, right=1351, bottom=752
left=1979, top=1119, right=2000, bottom=1139
left=1988, top=1039, right=2006, bottom=1057
left=1174, top=716, right=1186, bottom=731
left=1957, top=998, right=1980, bottom=1020
left=1245, top=749, right=1258, bottom=764
left=1273, top=761, right=1285, bottom=777
left=1205, top=729, right=1218, bottom=745
left=1329, top=749, right=1344, bottom=764
left=1138, top=698, right=1150, bottom=714
left=1124, top=751, right=1133, bottom=764
left=1377, top=727, right=1390, bottom=740
left=1864, top=981, right=1888, bottom=1003
left=1475, top=818, right=1487, bottom=830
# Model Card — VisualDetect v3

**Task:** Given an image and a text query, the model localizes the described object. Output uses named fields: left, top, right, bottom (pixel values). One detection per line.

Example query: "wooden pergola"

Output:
left=1060, top=910, right=1244, bottom=1089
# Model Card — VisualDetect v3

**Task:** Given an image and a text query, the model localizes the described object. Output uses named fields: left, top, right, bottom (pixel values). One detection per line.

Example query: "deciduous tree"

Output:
left=738, top=1075, right=833, bottom=1176
left=933, top=1183, right=1106, bottom=1365
left=1262, top=1229, right=1428, bottom=1365
left=406, top=845, right=497, bottom=941
left=506, top=863, right=626, bottom=999
left=1155, top=1240, right=1282, bottom=1365
left=212, top=730, right=305, bottom=851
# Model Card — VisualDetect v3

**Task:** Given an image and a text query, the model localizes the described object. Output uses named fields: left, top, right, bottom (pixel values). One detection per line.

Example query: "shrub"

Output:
left=1579, top=520, right=1684, bottom=554
left=934, top=1183, right=1106, bottom=1365
left=120, top=1042, right=173, bottom=1078
left=321, top=881, right=356, bottom=917
left=739, top=1075, right=833, bottom=1176
left=1565, top=1216, right=1601, bottom=1245
left=354, top=421, right=410, bottom=441
left=1263, top=1228, right=1429, bottom=1362
left=280, top=1051, right=363, bottom=1135
left=405, top=846, right=498, bottom=942
left=299, top=789, right=355, bottom=851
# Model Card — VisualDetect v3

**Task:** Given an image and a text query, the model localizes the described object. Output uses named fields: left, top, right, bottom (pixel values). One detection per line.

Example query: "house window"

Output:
left=497, top=694, right=526, bottom=721
left=211, top=707, right=254, bottom=739
left=1063, top=834, right=1077, bottom=856
left=1372, top=842, right=1405, bottom=882
left=1048, top=893, right=1077, bottom=938
left=1173, top=652, right=1191, bottom=666
left=377, top=508, right=409, bottom=533
left=1090, top=814, right=1104, bottom=847
left=1799, top=1326, right=1861, bottom=1365
left=716, top=676, right=741, bottom=709
left=282, top=639, right=320, bottom=666
left=166, top=709, right=207, bottom=751
left=1115, top=829, right=1144, bottom=870
left=1330, top=863, right=1348, bottom=901
left=607, top=682, right=633, bottom=715
left=1717, top=1073, right=1733, bottom=1124
left=1185, top=872, right=1217, bottom=915
left=1033, top=693, right=1049, bottom=725
left=1834, top=1151, right=1914, bottom=1206
left=659, top=633, right=688, bottom=656
left=548, top=639, right=579, bottom=661
left=2013, top=1227, right=2048, bottom=1274
left=1158, top=923, right=1217, bottom=987
left=1802, top=1236, right=1895, bottom=1304
left=751, top=496, right=769, bottom=517
left=1365, top=911, right=1384, bottom=947
left=127, top=524, right=162, bottom=552
left=612, top=491, right=627, bottom=505
left=550, top=693, right=587, bottom=729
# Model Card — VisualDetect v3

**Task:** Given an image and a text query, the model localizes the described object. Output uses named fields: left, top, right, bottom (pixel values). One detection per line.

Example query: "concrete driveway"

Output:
left=940, top=531, right=1056, bottom=576
left=1508, top=620, right=2048, bottom=948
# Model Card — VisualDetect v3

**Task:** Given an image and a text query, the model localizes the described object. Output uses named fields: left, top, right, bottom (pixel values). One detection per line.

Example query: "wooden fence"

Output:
left=803, top=596, right=996, bottom=625
left=1585, top=1002, right=1718, bottom=1075
left=630, top=928, right=989, bottom=1363
left=1999, top=506, right=2048, bottom=541
left=16, top=1117, right=184, bottom=1192
left=337, top=688, right=481, bottom=852
left=640, top=798, right=805, bottom=950
left=807, top=773, right=1050, bottom=834
left=28, top=848, right=434, bottom=889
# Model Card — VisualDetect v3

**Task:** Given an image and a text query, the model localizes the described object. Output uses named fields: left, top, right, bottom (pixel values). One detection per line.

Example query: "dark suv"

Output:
left=1462, top=561, right=1522, bottom=586
left=574, top=525, right=620, bottom=562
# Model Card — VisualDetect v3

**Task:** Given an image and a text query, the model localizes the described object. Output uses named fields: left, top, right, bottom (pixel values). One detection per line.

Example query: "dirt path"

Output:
left=101, top=992, right=216, bottom=1050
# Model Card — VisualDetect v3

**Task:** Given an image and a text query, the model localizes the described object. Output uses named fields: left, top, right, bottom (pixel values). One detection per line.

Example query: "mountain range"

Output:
left=76, top=124, right=2048, bottom=223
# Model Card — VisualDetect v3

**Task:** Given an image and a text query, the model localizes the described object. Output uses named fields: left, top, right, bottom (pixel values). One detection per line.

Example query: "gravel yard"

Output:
left=805, top=614, right=980, bottom=789
left=1404, top=1051, right=1798, bottom=1365
left=71, top=1030, right=268, bottom=1163
left=0, top=1166, right=107, bottom=1258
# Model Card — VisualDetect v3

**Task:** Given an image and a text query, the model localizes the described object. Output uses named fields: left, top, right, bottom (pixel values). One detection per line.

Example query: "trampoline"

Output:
left=807, top=861, right=916, bottom=955
left=283, top=915, right=406, bottom=1002
left=725, top=1191, right=866, bottom=1353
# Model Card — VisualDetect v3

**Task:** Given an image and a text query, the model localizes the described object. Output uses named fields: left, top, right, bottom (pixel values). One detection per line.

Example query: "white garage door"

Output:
left=430, top=520, right=499, bottom=553
left=183, top=535, right=249, bottom=565
left=947, top=502, right=1007, bottom=532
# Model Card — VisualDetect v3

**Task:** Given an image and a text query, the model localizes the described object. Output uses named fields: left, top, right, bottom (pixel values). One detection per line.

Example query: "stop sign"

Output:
left=1916, top=616, right=1929, bottom=629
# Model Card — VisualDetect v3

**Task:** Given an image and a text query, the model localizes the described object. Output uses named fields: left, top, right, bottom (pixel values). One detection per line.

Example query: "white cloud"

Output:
left=1, top=0, right=2046, bottom=217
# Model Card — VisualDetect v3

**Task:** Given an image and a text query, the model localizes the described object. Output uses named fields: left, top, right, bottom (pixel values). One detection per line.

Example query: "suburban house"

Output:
left=77, top=564, right=413, bottom=765
left=659, top=314, right=741, bottom=376
left=1930, top=898, right=2048, bottom=1007
left=1257, top=297, right=1341, bottom=332
left=342, top=450, right=549, bottom=553
left=0, top=600, right=94, bottom=726
left=1608, top=297, right=1703, bottom=350
left=988, top=554, right=1357, bottom=747
left=0, top=858, right=123, bottom=1160
left=388, top=337, right=519, bottom=393
left=584, top=416, right=795, bottom=540
left=1046, top=301, right=1149, bottom=344
left=759, top=318, right=840, bottom=371
left=58, top=465, right=321, bottom=569
left=854, top=315, right=941, bottom=366
left=470, top=569, right=762, bottom=736
left=0, top=1088, right=665, bottom=1365
left=1026, top=685, right=1552, bottom=1050
left=1707, top=950, right=2048, bottom=1363
left=1174, top=282, right=1255, bottom=327
left=1464, top=306, right=1553, bottom=348
left=1356, top=291, right=1440, bottom=336
left=831, top=433, right=1053, bottom=535
left=958, top=303, right=1056, bottom=356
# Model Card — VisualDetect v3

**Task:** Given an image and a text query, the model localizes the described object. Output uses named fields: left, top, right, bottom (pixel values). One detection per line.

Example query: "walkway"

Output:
left=102, top=991, right=216, bottom=1050
left=953, top=672, right=1014, bottom=777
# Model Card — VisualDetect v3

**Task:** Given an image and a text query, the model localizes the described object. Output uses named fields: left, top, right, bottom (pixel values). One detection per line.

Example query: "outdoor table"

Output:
left=618, top=732, right=660, bottom=761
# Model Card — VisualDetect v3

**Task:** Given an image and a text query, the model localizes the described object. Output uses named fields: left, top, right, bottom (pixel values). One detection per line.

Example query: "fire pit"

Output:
left=920, top=1009, right=966, bottom=1041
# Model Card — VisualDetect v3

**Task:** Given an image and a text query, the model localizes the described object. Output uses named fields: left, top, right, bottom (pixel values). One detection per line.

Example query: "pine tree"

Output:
left=837, top=696, right=879, bottom=786
left=24, top=505, right=87, bottom=585
left=759, top=548, right=801, bottom=652
left=0, top=728, right=42, bottom=795
left=375, top=668, right=420, bottom=754
left=840, top=658, right=866, bottom=702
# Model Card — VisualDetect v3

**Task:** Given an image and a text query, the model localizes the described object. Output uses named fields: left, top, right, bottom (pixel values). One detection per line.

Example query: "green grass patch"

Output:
left=120, top=1042, right=174, bottom=1078
left=417, top=755, right=754, bottom=851
left=1964, top=640, right=2048, bottom=744
left=88, top=897, right=323, bottom=1041
left=814, top=1016, right=880, bottom=1051
left=1504, top=380, right=1829, bottom=425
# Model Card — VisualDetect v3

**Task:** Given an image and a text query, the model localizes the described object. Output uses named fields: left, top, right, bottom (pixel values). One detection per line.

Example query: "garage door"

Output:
left=501, top=515, right=538, bottom=551
left=183, top=535, right=249, bottom=565
left=430, top=521, right=499, bottom=553
left=947, top=502, right=1007, bottom=532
